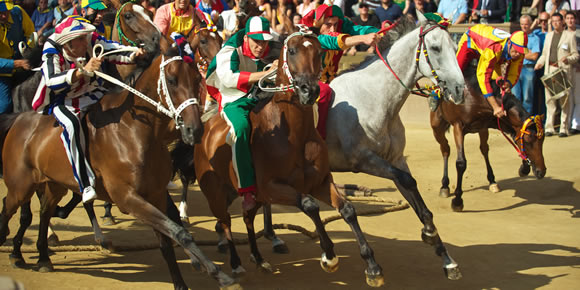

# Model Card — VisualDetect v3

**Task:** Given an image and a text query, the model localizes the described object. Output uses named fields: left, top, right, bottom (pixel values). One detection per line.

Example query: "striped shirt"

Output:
left=32, top=32, right=135, bottom=114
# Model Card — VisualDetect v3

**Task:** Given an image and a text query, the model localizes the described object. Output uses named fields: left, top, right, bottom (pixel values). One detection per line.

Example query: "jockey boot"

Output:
left=429, top=96, right=439, bottom=112
left=242, top=192, right=257, bottom=211
left=82, top=186, right=97, bottom=203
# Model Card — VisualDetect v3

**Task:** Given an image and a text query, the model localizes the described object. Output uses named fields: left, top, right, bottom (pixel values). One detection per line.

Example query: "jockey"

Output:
left=196, top=0, right=230, bottom=23
left=429, top=24, right=528, bottom=117
left=205, top=16, right=278, bottom=211
left=80, top=0, right=111, bottom=39
left=300, top=4, right=380, bottom=138
left=154, top=0, right=196, bottom=36
left=31, top=16, right=144, bottom=203
left=0, top=0, right=34, bottom=113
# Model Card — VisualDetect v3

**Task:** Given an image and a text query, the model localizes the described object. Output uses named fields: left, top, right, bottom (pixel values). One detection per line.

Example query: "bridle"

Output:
left=375, top=21, right=447, bottom=98
left=116, top=1, right=140, bottom=47
left=258, top=26, right=318, bottom=93
left=80, top=45, right=199, bottom=129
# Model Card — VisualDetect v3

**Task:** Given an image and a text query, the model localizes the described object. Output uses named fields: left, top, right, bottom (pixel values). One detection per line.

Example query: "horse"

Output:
left=430, top=64, right=547, bottom=212
left=316, top=12, right=465, bottom=280
left=0, top=38, right=240, bottom=289
left=194, top=24, right=386, bottom=286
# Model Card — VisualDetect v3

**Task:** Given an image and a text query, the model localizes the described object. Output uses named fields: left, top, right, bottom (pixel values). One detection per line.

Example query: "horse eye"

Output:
left=124, top=13, right=133, bottom=20
left=200, top=38, right=208, bottom=45
left=167, top=77, right=177, bottom=86
left=288, top=47, right=297, bottom=55
left=431, top=45, right=441, bottom=53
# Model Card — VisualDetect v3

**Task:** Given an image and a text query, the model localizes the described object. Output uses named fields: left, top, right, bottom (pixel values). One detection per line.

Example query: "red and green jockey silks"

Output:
left=456, top=24, right=523, bottom=98
left=301, top=4, right=379, bottom=83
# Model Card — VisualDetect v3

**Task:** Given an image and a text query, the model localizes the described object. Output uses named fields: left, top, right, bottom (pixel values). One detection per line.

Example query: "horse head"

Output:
left=276, top=28, right=322, bottom=105
left=159, top=43, right=204, bottom=145
left=238, top=0, right=261, bottom=28
left=416, top=11, right=465, bottom=105
left=114, top=1, right=161, bottom=62
left=187, top=11, right=223, bottom=66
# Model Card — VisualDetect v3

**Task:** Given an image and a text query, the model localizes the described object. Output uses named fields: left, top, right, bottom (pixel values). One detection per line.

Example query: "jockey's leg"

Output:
left=52, top=105, right=97, bottom=203
left=221, top=98, right=258, bottom=211
left=316, top=82, right=332, bottom=139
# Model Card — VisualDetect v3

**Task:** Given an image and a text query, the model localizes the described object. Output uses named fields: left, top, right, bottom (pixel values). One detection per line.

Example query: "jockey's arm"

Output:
left=246, top=60, right=278, bottom=84
left=344, top=33, right=380, bottom=48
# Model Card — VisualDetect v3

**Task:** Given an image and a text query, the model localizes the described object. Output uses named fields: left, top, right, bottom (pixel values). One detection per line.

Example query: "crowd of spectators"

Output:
left=2, top=0, right=580, bottom=134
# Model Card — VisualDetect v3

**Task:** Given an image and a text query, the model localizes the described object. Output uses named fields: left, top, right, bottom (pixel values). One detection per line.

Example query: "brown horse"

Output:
left=194, top=28, right=384, bottom=287
left=0, top=39, right=240, bottom=289
left=431, top=65, right=547, bottom=211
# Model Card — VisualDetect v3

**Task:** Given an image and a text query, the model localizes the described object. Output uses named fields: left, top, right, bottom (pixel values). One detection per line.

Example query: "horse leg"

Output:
left=36, top=189, right=63, bottom=246
left=115, top=192, right=238, bottom=288
left=36, top=183, right=67, bottom=273
left=479, top=129, right=499, bottom=193
left=354, top=150, right=461, bottom=280
left=334, top=184, right=373, bottom=196
left=244, top=204, right=273, bottom=272
left=431, top=117, right=452, bottom=198
left=9, top=202, right=32, bottom=268
left=52, top=192, right=81, bottom=219
left=102, top=202, right=116, bottom=226
left=82, top=201, right=113, bottom=250
left=154, top=229, right=188, bottom=290
left=178, top=174, right=190, bottom=226
left=262, top=204, right=289, bottom=254
left=451, top=124, right=467, bottom=212
left=164, top=192, right=201, bottom=271
left=215, top=221, right=228, bottom=253
left=218, top=217, right=246, bottom=276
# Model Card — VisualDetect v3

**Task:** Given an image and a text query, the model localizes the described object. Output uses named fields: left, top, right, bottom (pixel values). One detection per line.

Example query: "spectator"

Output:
left=532, top=11, right=549, bottom=114
left=291, top=12, right=302, bottom=24
left=0, top=0, right=33, bottom=114
left=216, top=0, right=239, bottom=41
left=405, top=0, right=437, bottom=21
left=566, top=11, right=580, bottom=134
left=471, top=0, right=506, bottom=23
left=154, top=0, right=196, bottom=36
left=140, top=0, right=157, bottom=15
left=375, top=0, right=403, bottom=23
left=545, top=0, right=570, bottom=17
left=196, top=0, right=230, bottom=23
left=31, top=0, right=54, bottom=36
left=437, top=0, right=468, bottom=24
left=535, top=12, right=578, bottom=137
left=513, top=14, right=541, bottom=114
left=53, top=0, right=75, bottom=25
left=297, top=0, right=316, bottom=17
left=347, top=1, right=380, bottom=54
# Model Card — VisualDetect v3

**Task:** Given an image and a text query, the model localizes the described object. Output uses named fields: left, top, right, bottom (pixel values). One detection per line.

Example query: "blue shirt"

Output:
left=532, top=28, right=546, bottom=50
left=523, top=32, right=541, bottom=65
left=375, top=4, right=402, bottom=23
left=31, top=7, right=55, bottom=32
left=437, top=0, right=468, bottom=24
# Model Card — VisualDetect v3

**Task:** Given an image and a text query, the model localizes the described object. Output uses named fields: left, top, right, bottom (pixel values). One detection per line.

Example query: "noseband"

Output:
left=515, top=115, right=544, bottom=164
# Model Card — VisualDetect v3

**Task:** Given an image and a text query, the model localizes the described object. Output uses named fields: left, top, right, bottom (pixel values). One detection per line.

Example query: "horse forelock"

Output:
left=131, top=4, right=160, bottom=33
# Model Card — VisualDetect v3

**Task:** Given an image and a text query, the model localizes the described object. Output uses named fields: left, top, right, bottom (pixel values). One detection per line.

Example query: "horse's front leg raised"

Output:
left=478, top=129, right=500, bottom=193
left=354, top=150, right=461, bottom=281
left=452, top=123, right=467, bottom=212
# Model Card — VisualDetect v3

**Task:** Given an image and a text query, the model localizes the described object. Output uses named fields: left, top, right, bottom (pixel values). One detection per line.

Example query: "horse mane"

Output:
left=339, top=15, right=417, bottom=75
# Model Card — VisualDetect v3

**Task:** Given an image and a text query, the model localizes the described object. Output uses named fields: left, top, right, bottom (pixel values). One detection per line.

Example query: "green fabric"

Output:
left=229, top=48, right=241, bottom=73
left=222, top=97, right=259, bottom=189
left=317, top=34, right=342, bottom=50
left=341, top=18, right=379, bottom=36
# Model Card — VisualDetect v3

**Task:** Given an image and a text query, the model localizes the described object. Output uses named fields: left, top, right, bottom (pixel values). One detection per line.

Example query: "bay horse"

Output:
left=194, top=26, right=385, bottom=287
left=321, top=12, right=464, bottom=280
left=0, top=38, right=240, bottom=289
left=430, top=64, right=547, bottom=212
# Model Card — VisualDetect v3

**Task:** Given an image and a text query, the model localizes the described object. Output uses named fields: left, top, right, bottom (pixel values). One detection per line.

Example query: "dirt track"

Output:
left=0, top=96, right=579, bottom=290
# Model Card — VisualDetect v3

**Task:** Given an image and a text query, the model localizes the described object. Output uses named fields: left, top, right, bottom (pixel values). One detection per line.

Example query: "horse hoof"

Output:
left=421, top=228, right=438, bottom=246
left=439, top=188, right=450, bottom=198
left=217, top=242, right=228, bottom=254
left=320, top=253, right=339, bottom=273
left=271, top=238, right=289, bottom=254
left=232, top=265, right=246, bottom=278
left=37, top=262, right=54, bottom=273
left=47, top=233, right=60, bottom=247
left=444, top=265, right=462, bottom=280
left=9, top=254, right=26, bottom=269
left=451, top=199, right=464, bottom=212
left=102, top=216, right=116, bottom=226
left=365, top=272, right=385, bottom=287
left=258, top=261, right=274, bottom=273
left=100, top=240, right=114, bottom=252
left=489, top=183, right=500, bottom=193
left=220, top=283, right=243, bottom=290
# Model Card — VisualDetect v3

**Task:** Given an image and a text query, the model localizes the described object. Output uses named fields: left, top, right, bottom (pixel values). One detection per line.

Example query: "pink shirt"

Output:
left=153, top=3, right=195, bottom=35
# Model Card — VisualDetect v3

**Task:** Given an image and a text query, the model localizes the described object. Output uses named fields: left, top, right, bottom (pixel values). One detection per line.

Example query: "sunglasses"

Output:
left=539, top=19, right=548, bottom=22
left=360, top=5, right=369, bottom=8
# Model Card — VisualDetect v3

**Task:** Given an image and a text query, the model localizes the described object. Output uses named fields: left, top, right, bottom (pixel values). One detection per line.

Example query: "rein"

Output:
left=375, top=21, right=445, bottom=98
left=76, top=44, right=199, bottom=129
left=258, top=27, right=315, bottom=93
left=495, top=84, right=543, bottom=164
left=116, top=1, right=140, bottom=47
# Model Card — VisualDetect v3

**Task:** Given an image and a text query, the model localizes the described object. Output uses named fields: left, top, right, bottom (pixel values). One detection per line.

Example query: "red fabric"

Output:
left=237, top=184, right=257, bottom=195
left=206, top=85, right=223, bottom=110
left=300, top=4, right=343, bottom=32
left=237, top=71, right=251, bottom=93
left=316, top=81, right=332, bottom=139
left=456, top=40, right=480, bottom=71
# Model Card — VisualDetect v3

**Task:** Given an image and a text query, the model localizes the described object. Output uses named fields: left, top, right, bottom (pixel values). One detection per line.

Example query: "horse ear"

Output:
left=103, top=0, right=121, bottom=10
left=416, top=9, right=428, bottom=26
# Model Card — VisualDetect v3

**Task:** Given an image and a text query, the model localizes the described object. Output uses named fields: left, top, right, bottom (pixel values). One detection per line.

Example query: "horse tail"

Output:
left=170, top=140, right=196, bottom=182
left=0, top=113, right=20, bottom=176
